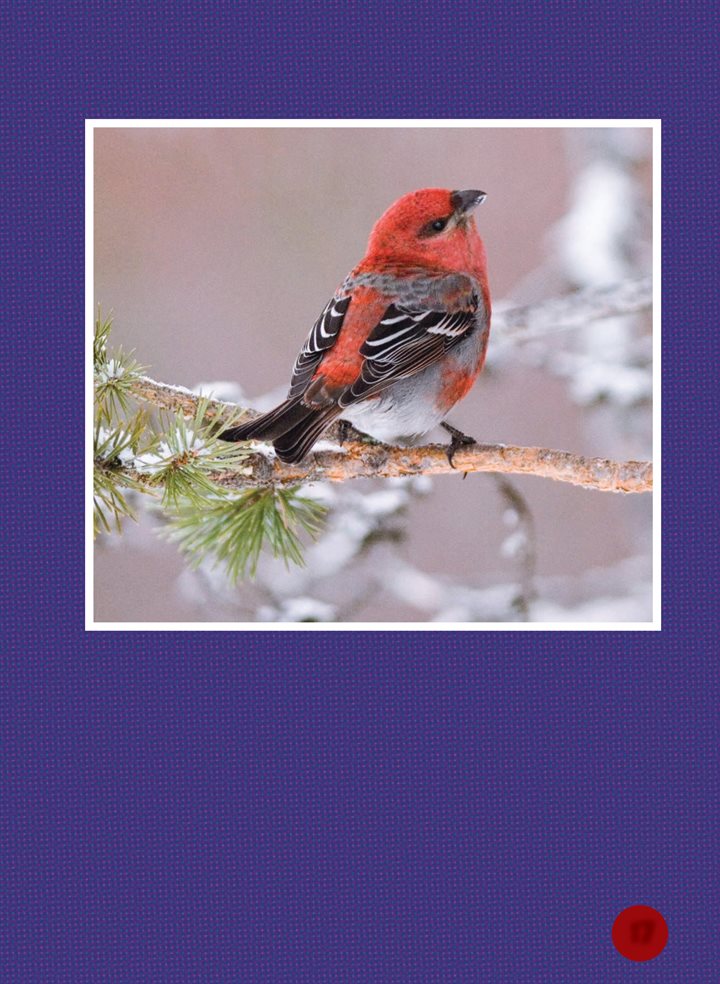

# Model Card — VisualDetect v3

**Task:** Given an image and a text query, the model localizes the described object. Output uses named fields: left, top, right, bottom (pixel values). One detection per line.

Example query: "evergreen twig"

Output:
left=93, top=315, right=325, bottom=578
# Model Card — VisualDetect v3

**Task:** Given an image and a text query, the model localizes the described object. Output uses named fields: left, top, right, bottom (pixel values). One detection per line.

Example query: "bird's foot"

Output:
left=441, top=422, right=477, bottom=477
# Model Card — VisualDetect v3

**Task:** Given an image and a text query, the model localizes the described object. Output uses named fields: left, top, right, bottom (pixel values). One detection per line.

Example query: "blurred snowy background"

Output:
left=93, top=126, right=654, bottom=623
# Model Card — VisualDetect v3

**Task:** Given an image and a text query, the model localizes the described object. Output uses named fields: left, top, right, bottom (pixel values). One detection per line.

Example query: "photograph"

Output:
left=90, top=122, right=656, bottom=627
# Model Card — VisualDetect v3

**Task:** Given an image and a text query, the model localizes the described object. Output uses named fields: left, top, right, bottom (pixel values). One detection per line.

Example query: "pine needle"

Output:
left=93, top=311, right=146, bottom=423
left=93, top=412, right=154, bottom=535
left=167, top=487, right=327, bottom=581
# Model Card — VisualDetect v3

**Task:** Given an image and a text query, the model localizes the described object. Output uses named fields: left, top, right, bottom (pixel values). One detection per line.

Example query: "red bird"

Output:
left=221, top=188, right=491, bottom=463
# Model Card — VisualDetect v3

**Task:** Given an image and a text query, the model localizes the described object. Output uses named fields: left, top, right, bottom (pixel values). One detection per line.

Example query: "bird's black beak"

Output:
left=451, top=189, right=487, bottom=214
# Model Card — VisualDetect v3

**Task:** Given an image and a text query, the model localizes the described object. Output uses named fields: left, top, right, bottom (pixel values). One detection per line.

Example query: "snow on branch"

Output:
left=492, top=277, right=651, bottom=341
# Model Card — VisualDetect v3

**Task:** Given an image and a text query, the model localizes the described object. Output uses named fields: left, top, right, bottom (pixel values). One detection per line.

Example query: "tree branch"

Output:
left=224, top=443, right=652, bottom=493
left=125, top=430, right=651, bottom=494
left=492, top=276, right=652, bottom=341
left=125, top=279, right=653, bottom=495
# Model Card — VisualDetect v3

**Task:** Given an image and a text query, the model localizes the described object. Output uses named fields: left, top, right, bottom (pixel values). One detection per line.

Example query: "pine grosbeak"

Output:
left=221, top=188, right=491, bottom=463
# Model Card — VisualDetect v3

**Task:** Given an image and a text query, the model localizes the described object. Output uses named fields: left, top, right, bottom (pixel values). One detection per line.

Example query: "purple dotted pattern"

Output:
left=1, top=1, right=718, bottom=981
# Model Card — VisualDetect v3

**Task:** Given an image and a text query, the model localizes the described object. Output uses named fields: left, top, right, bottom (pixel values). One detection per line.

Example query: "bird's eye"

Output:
left=419, top=216, right=450, bottom=237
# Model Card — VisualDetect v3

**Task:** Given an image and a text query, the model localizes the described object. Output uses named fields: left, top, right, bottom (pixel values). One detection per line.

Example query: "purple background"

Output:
left=2, top=2, right=718, bottom=981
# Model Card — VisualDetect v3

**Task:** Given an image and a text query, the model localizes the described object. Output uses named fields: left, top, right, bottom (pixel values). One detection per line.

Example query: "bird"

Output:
left=220, top=188, right=491, bottom=464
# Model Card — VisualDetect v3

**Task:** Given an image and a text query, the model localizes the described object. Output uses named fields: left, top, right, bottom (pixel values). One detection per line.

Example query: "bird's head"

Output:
left=365, top=188, right=487, bottom=273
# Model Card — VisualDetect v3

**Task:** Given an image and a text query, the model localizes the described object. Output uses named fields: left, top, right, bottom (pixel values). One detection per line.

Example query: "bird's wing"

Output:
left=337, top=289, right=480, bottom=408
left=287, top=295, right=351, bottom=399
left=288, top=275, right=483, bottom=408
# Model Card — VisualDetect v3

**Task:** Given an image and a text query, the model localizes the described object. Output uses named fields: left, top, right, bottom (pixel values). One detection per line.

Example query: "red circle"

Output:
left=612, top=905, right=668, bottom=962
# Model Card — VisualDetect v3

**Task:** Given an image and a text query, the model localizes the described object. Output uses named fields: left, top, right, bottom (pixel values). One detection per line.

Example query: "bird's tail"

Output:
left=219, top=397, right=340, bottom=464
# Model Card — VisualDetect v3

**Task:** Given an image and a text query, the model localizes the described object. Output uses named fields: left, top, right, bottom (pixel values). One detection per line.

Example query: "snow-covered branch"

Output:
left=493, top=277, right=651, bottom=341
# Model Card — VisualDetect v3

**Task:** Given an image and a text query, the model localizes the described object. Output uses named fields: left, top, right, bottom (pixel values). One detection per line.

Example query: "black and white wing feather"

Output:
left=338, top=297, right=478, bottom=407
left=287, top=295, right=351, bottom=398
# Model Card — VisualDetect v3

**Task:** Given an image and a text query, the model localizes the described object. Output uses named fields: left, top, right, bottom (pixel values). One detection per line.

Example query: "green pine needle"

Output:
left=94, top=311, right=147, bottom=423
left=167, top=487, right=327, bottom=581
left=93, top=472, right=138, bottom=535
left=93, top=412, right=155, bottom=535
left=135, top=401, right=254, bottom=509
left=93, top=309, right=114, bottom=370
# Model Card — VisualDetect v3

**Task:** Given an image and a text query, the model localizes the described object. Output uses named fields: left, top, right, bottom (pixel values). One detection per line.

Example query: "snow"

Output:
left=554, top=160, right=636, bottom=286
left=500, top=530, right=528, bottom=560
left=257, top=597, right=337, bottom=622
left=389, top=474, right=433, bottom=496
left=359, top=489, right=408, bottom=517
left=192, top=380, right=246, bottom=403
left=532, top=589, right=652, bottom=623
left=297, top=482, right=338, bottom=507
left=562, top=356, right=652, bottom=407
left=304, top=513, right=374, bottom=579
left=379, top=562, right=444, bottom=610
left=379, top=552, right=652, bottom=624
left=134, top=442, right=173, bottom=474
left=312, top=439, right=347, bottom=454
left=97, top=426, right=136, bottom=465
left=245, top=441, right=277, bottom=459
left=163, top=382, right=198, bottom=396
left=96, top=358, right=130, bottom=385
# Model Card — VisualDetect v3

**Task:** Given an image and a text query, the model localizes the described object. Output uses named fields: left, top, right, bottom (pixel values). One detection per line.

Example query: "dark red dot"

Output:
left=612, top=905, right=668, bottom=962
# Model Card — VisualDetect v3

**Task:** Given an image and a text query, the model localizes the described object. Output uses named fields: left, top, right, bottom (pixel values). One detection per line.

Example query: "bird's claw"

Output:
left=441, top=422, right=477, bottom=475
